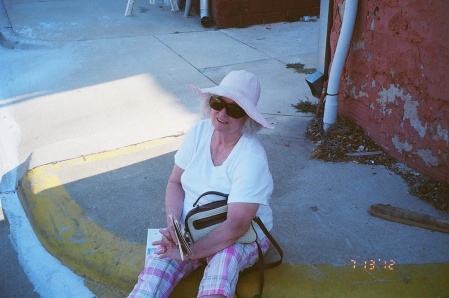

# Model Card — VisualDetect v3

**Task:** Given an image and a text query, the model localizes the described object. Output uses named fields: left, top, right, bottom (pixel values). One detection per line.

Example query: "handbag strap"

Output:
left=253, top=216, right=283, bottom=269
left=241, top=216, right=284, bottom=297
left=193, top=191, right=228, bottom=207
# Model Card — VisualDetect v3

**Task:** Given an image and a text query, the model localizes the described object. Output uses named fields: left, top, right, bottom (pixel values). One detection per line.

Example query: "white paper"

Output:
left=146, top=229, right=162, bottom=260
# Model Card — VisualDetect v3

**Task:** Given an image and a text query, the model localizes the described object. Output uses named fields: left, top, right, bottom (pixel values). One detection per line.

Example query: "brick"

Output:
left=261, top=11, right=285, bottom=24
left=210, top=0, right=320, bottom=28
left=249, top=0, right=273, bottom=14
left=279, top=0, right=320, bottom=10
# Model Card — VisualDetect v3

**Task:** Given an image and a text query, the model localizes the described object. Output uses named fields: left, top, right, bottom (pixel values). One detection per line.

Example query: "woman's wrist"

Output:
left=184, top=251, right=194, bottom=261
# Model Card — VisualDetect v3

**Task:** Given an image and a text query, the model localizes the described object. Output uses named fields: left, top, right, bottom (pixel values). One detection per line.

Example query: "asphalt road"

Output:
left=0, top=204, right=39, bottom=298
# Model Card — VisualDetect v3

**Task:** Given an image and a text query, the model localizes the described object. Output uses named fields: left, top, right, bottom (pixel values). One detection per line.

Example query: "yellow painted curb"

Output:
left=18, top=169, right=144, bottom=292
left=237, top=262, right=449, bottom=297
left=17, top=137, right=182, bottom=293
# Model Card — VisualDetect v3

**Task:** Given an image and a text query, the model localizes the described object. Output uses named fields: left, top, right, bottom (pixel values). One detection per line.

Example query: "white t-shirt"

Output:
left=175, top=119, right=273, bottom=232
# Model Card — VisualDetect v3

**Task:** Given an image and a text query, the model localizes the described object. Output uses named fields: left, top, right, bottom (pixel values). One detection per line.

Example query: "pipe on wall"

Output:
left=323, top=0, right=358, bottom=132
left=317, top=0, right=333, bottom=76
left=200, top=0, right=212, bottom=27
left=184, top=0, right=192, bottom=17
left=184, top=0, right=212, bottom=27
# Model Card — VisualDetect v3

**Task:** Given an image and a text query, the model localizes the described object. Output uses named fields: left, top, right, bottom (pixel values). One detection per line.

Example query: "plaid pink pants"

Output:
left=128, top=236, right=270, bottom=298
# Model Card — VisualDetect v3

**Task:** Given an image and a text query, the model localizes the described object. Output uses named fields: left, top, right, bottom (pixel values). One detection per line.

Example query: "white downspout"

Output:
left=323, top=0, right=358, bottom=131
left=184, top=0, right=192, bottom=17
left=184, top=0, right=212, bottom=27
left=199, top=0, right=211, bottom=27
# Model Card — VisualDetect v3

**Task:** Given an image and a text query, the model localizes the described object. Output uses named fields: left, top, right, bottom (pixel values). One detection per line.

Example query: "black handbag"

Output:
left=184, top=191, right=283, bottom=297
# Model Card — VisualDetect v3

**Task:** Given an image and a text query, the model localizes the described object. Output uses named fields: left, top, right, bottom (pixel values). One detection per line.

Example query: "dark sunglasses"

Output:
left=209, top=96, right=247, bottom=119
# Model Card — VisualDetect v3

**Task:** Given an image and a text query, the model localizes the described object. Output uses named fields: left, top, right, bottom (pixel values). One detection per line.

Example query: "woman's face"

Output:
left=210, top=96, right=247, bottom=135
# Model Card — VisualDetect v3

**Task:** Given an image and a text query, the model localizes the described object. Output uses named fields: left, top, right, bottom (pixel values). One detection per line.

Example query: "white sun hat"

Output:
left=191, top=70, right=274, bottom=129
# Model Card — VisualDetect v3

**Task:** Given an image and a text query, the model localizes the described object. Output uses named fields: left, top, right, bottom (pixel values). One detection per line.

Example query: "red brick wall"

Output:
left=210, top=0, right=320, bottom=28
left=330, top=0, right=449, bottom=183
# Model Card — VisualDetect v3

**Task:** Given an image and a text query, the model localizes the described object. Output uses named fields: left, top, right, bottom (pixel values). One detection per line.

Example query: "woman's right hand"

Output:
left=153, top=226, right=176, bottom=248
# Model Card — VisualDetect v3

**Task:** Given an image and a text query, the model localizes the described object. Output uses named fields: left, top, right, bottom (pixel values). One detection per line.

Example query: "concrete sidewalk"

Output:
left=1, top=0, right=449, bottom=297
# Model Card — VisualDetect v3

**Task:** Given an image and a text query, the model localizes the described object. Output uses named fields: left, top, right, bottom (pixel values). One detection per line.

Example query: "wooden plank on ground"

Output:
left=345, top=151, right=383, bottom=157
left=369, top=204, right=449, bottom=234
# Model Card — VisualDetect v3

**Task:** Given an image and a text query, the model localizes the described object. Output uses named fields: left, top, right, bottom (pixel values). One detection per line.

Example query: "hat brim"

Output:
left=191, top=85, right=274, bottom=129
